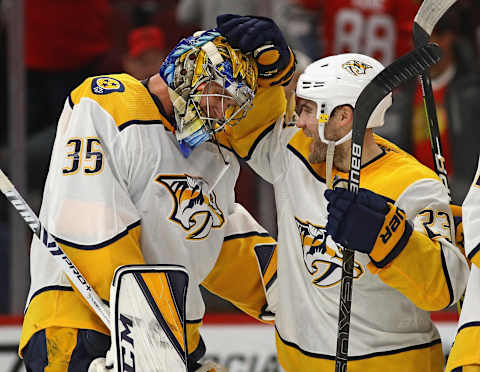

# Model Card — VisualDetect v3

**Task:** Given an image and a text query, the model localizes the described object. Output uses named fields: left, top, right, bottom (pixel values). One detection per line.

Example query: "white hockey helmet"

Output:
left=296, top=53, right=392, bottom=146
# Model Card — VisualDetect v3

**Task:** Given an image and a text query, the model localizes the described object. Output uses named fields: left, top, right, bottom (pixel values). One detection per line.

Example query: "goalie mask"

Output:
left=160, top=29, right=258, bottom=157
left=296, top=53, right=392, bottom=147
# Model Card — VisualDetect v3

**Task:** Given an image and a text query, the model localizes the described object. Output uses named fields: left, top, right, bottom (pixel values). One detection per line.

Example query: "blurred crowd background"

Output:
left=0, top=0, right=480, bottom=316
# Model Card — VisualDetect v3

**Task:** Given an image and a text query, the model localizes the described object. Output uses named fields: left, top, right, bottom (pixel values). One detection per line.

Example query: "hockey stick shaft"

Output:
left=335, top=43, right=442, bottom=371
left=0, top=169, right=110, bottom=327
left=413, top=0, right=458, bottom=198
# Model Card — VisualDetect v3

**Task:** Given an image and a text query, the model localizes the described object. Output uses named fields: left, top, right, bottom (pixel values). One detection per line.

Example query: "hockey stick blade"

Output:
left=413, top=0, right=458, bottom=45
left=335, top=42, right=441, bottom=372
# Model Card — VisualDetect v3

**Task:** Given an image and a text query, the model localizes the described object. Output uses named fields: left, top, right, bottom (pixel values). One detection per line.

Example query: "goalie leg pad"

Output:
left=110, top=264, right=189, bottom=372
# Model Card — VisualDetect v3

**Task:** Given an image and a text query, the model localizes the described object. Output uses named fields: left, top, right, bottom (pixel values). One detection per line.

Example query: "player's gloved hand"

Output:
left=216, top=14, right=294, bottom=81
left=325, top=187, right=413, bottom=268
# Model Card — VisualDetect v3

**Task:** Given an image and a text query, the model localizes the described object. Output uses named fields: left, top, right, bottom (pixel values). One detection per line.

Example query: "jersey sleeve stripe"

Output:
left=467, top=242, right=480, bottom=261
left=118, top=119, right=165, bottom=132
left=440, top=242, right=455, bottom=308
left=68, top=94, right=74, bottom=109
left=223, top=231, right=270, bottom=242
left=25, top=285, right=74, bottom=312
left=242, top=122, right=276, bottom=161
left=457, top=321, right=480, bottom=334
left=53, top=220, right=141, bottom=250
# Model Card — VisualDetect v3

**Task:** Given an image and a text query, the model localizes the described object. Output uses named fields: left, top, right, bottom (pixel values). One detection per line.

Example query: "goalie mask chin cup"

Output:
left=296, top=53, right=393, bottom=147
left=160, top=29, right=258, bottom=157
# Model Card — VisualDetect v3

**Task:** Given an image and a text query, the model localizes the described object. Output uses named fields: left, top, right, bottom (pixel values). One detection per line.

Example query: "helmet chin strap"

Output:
left=317, top=122, right=352, bottom=189
left=325, top=142, right=335, bottom=189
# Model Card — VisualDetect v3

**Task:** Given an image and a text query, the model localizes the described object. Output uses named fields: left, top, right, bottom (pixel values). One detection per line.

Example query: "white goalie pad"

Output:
left=110, top=265, right=189, bottom=372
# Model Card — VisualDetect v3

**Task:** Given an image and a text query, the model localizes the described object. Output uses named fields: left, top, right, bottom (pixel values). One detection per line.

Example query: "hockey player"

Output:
left=446, top=157, right=480, bottom=372
left=216, top=15, right=469, bottom=371
left=19, top=22, right=295, bottom=372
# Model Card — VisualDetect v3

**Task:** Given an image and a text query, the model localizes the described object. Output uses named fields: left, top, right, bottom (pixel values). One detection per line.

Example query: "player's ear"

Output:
left=337, top=105, right=353, bottom=127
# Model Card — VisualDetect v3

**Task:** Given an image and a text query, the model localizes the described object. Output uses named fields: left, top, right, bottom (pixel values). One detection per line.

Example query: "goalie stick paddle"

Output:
left=413, top=0, right=458, bottom=199
left=335, top=43, right=442, bottom=372
left=0, top=169, right=110, bottom=327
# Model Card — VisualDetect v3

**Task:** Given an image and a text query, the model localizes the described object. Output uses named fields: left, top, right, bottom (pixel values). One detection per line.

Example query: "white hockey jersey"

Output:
left=19, top=74, right=278, bottom=361
left=220, top=85, right=469, bottom=371
left=446, top=156, right=480, bottom=371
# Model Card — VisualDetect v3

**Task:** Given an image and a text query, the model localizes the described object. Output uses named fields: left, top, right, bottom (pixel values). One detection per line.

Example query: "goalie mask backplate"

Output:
left=110, top=265, right=189, bottom=372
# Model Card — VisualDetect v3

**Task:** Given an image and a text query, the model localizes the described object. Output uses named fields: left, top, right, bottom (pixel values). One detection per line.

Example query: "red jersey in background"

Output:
left=301, top=0, right=420, bottom=65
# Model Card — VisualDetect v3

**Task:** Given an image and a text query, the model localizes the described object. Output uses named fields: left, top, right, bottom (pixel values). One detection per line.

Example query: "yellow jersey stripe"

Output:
left=276, top=328, right=443, bottom=371
left=19, top=289, right=110, bottom=357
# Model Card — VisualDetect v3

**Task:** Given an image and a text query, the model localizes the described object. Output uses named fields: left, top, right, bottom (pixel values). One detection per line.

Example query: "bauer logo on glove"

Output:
left=325, top=187, right=413, bottom=268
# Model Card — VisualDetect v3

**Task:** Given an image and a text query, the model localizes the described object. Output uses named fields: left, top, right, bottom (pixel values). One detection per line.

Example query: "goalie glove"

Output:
left=325, top=188, right=413, bottom=268
left=216, top=14, right=295, bottom=84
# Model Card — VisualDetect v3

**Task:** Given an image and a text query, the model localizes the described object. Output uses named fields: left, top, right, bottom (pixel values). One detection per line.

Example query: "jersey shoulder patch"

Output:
left=69, top=74, right=165, bottom=129
left=91, top=76, right=125, bottom=95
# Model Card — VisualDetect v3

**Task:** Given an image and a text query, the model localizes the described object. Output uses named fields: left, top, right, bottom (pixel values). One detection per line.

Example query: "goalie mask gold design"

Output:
left=160, top=29, right=258, bottom=157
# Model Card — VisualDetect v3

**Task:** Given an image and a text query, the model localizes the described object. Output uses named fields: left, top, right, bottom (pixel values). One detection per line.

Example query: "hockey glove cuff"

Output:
left=217, top=14, right=296, bottom=86
left=325, top=188, right=413, bottom=268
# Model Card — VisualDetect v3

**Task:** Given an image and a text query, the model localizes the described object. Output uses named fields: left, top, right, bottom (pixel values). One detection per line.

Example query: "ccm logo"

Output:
left=120, top=314, right=136, bottom=372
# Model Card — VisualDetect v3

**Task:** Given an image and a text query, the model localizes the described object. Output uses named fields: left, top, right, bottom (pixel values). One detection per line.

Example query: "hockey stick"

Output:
left=335, top=43, right=442, bottom=371
left=0, top=169, right=110, bottom=327
left=413, top=0, right=458, bottom=198
left=1, top=169, right=193, bottom=371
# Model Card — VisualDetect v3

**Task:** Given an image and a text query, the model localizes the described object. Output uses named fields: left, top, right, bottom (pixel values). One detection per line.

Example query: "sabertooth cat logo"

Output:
left=156, top=174, right=225, bottom=240
left=295, top=217, right=364, bottom=288
left=342, top=60, right=373, bottom=76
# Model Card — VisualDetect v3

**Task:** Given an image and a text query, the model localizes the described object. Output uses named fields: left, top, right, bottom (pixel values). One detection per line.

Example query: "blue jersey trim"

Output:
left=276, top=327, right=441, bottom=360
left=224, top=231, right=270, bottom=242
left=53, top=220, right=141, bottom=250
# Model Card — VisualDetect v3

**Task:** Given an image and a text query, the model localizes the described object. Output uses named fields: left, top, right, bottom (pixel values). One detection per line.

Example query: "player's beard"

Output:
left=308, top=137, right=328, bottom=164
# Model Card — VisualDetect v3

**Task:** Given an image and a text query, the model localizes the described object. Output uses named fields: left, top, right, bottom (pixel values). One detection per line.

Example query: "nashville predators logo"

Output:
left=342, top=60, right=373, bottom=76
left=156, top=174, right=225, bottom=240
left=91, top=77, right=125, bottom=95
left=295, top=217, right=364, bottom=287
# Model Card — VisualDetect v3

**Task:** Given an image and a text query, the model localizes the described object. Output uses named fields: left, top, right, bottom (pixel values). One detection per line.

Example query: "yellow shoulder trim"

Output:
left=221, top=85, right=285, bottom=159
left=358, top=135, right=439, bottom=201
left=70, top=74, right=172, bottom=130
